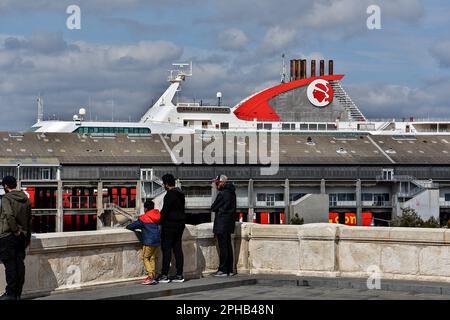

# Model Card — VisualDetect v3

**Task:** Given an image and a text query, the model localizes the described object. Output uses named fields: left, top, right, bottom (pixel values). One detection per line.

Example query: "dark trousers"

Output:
left=216, top=233, right=234, bottom=274
left=161, top=225, right=185, bottom=276
left=0, top=234, right=26, bottom=299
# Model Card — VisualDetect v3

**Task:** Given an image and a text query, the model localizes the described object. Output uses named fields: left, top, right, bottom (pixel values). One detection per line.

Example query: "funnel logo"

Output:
left=307, top=79, right=334, bottom=107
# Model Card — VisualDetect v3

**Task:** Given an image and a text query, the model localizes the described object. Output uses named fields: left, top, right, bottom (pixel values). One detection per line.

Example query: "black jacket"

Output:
left=211, top=182, right=237, bottom=234
left=160, top=187, right=186, bottom=228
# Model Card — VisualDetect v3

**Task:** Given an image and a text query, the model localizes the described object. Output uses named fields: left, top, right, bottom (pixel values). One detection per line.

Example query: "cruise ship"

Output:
left=30, top=59, right=450, bottom=136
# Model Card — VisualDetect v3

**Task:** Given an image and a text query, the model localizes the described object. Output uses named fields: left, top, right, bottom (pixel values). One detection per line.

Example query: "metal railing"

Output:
left=185, top=196, right=212, bottom=208
left=362, top=201, right=392, bottom=207
left=440, top=200, right=450, bottom=207
left=255, top=200, right=286, bottom=207
left=63, top=196, right=97, bottom=209
left=329, top=201, right=357, bottom=207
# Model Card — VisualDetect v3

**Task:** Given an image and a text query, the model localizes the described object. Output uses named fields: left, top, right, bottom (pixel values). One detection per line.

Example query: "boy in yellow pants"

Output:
left=126, top=200, right=161, bottom=285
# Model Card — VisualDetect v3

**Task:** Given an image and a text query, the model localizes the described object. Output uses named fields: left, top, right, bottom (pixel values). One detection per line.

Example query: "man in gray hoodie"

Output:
left=0, top=176, right=32, bottom=300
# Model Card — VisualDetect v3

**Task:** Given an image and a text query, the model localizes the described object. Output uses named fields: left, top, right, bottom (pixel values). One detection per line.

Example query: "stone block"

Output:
left=340, top=226, right=390, bottom=241
left=389, top=228, right=445, bottom=243
left=249, top=239, right=299, bottom=273
left=338, top=242, right=381, bottom=273
left=419, top=246, right=450, bottom=277
left=299, top=240, right=335, bottom=271
left=380, top=245, right=420, bottom=275
left=298, top=223, right=339, bottom=240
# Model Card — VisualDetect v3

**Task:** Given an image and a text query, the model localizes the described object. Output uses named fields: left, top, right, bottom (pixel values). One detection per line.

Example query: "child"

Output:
left=126, top=200, right=161, bottom=285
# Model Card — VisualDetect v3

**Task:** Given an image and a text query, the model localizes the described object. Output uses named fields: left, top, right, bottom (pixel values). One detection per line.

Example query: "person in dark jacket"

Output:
left=211, top=174, right=237, bottom=277
left=0, top=176, right=32, bottom=300
left=126, top=200, right=160, bottom=285
left=158, top=174, right=186, bottom=283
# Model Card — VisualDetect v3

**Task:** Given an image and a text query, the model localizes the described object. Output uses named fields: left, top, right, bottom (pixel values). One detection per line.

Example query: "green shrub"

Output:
left=290, top=213, right=304, bottom=225
left=391, top=207, right=440, bottom=228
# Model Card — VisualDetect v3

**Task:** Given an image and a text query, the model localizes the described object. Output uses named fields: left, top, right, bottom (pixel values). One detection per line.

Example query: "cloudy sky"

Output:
left=0, top=0, right=449, bottom=130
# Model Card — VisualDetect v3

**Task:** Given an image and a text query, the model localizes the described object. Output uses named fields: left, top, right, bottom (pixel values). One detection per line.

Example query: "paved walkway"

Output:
left=152, top=284, right=450, bottom=300
left=35, top=275, right=450, bottom=300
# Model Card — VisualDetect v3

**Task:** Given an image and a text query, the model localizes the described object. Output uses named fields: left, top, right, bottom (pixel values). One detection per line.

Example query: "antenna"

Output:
left=37, top=94, right=44, bottom=123
left=281, top=54, right=287, bottom=83
left=168, top=61, right=193, bottom=82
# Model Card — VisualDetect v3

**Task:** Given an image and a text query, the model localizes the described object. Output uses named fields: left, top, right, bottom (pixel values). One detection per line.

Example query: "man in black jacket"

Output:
left=211, top=174, right=236, bottom=277
left=158, top=174, right=186, bottom=283
left=0, top=176, right=32, bottom=300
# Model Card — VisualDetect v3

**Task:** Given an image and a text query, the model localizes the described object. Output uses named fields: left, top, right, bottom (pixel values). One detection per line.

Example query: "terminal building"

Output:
left=1, top=131, right=450, bottom=234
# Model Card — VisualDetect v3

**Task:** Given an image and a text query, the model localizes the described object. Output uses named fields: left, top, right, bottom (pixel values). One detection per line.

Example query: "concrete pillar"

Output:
left=356, top=179, right=362, bottom=226
left=247, top=179, right=254, bottom=222
left=97, top=181, right=104, bottom=229
left=391, top=182, right=400, bottom=221
left=16, top=165, right=21, bottom=189
left=56, top=167, right=63, bottom=232
left=320, top=179, right=326, bottom=194
left=284, top=179, right=290, bottom=224
left=135, top=180, right=142, bottom=215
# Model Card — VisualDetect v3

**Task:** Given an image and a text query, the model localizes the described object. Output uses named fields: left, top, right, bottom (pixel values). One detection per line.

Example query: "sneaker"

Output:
left=0, top=293, right=16, bottom=300
left=227, top=272, right=237, bottom=277
left=172, top=275, right=185, bottom=283
left=158, top=275, right=171, bottom=283
left=213, top=271, right=228, bottom=277
left=141, top=277, right=154, bottom=285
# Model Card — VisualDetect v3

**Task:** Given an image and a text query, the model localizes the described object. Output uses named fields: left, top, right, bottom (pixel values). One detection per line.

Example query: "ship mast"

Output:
left=37, top=94, right=44, bottom=123
left=281, top=54, right=287, bottom=83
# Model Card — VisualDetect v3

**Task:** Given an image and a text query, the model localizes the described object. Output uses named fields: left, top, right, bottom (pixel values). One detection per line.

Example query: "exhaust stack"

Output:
left=289, top=58, right=335, bottom=80
left=311, top=60, right=316, bottom=77
left=320, top=60, right=325, bottom=76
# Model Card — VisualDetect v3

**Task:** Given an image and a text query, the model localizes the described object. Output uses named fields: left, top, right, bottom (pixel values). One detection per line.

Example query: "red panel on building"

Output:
left=345, top=213, right=357, bottom=226
left=233, top=75, right=344, bottom=121
left=260, top=212, right=269, bottom=224
left=329, top=212, right=339, bottom=224
left=362, top=212, right=373, bottom=226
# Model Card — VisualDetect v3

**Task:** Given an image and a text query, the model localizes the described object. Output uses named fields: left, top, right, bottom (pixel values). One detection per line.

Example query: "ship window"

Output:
left=318, top=124, right=326, bottom=130
left=257, top=123, right=263, bottom=130
left=327, top=124, right=336, bottom=130
left=282, top=124, right=291, bottom=130
left=220, top=122, right=229, bottom=130
left=290, top=124, right=296, bottom=130
left=300, top=124, right=308, bottom=130
left=263, top=123, right=272, bottom=130
left=309, top=124, right=317, bottom=130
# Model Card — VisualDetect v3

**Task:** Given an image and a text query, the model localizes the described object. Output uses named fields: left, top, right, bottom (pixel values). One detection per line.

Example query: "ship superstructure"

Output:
left=30, top=59, right=450, bottom=135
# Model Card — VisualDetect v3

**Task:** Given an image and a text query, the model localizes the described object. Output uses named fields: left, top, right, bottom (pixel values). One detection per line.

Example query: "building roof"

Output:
left=0, top=132, right=449, bottom=166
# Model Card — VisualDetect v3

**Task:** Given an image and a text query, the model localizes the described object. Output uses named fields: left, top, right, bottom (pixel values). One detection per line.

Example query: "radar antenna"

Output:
left=168, top=61, right=193, bottom=82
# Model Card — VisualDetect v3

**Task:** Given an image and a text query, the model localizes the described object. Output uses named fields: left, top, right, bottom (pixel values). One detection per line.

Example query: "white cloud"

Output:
left=218, top=28, right=248, bottom=51
left=261, top=26, right=296, bottom=54
left=0, top=33, right=183, bottom=130
left=430, top=40, right=450, bottom=68
left=346, top=79, right=450, bottom=119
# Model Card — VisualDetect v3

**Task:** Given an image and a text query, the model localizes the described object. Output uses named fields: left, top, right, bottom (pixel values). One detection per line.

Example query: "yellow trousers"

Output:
left=142, top=245, right=159, bottom=279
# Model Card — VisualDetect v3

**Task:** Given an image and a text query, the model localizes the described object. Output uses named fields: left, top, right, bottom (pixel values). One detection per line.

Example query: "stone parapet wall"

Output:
left=1, top=223, right=450, bottom=297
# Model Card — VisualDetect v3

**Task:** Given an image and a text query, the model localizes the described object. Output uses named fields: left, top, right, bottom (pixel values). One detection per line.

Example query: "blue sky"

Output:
left=0, top=0, right=449, bottom=130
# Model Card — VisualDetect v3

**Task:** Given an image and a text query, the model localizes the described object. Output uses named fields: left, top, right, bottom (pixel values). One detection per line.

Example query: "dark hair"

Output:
left=2, top=176, right=17, bottom=189
left=161, top=173, right=176, bottom=187
left=144, top=200, right=155, bottom=211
